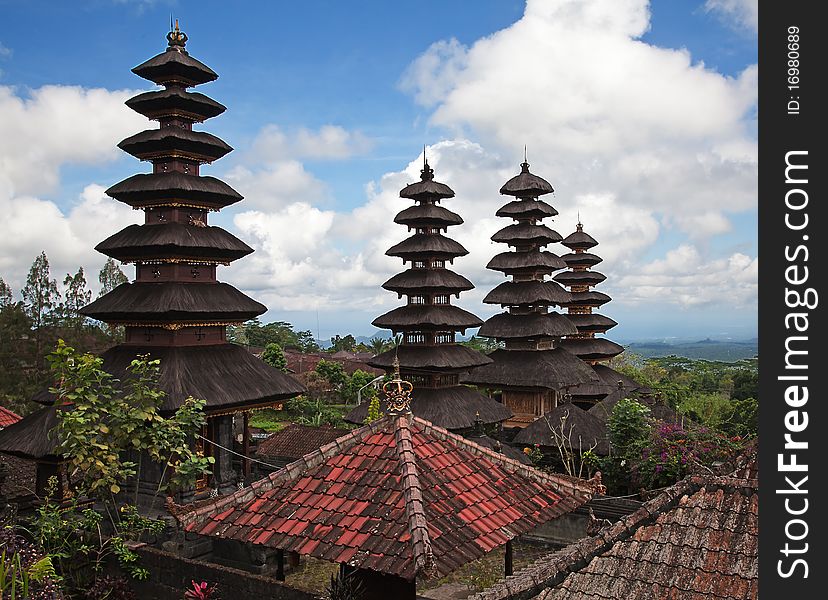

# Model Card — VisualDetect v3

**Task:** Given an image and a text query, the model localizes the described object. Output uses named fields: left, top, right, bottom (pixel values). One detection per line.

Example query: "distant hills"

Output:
left=618, top=338, right=758, bottom=361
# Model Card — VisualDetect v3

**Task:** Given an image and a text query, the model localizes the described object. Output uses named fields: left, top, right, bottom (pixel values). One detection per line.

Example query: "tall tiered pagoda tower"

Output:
left=554, top=222, right=626, bottom=408
left=80, top=24, right=304, bottom=498
left=347, top=158, right=511, bottom=431
left=464, top=161, right=597, bottom=429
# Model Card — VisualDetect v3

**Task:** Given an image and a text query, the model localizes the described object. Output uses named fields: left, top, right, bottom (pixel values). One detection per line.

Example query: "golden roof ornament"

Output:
left=383, top=356, right=413, bottom=415
left=167, top=19, right=188, bottom=50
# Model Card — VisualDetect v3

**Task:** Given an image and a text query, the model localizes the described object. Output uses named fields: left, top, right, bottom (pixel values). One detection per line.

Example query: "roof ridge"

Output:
left=393, top=415, right=436, bottom=578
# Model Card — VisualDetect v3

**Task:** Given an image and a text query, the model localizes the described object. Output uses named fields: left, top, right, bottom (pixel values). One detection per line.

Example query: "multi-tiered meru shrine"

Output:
left=555, top=222, right=627, bottom=408
left=464, top=161, right=597, bottom=428
left=347, top=159, right=511, bottom=431
left=80, top=24, right=304, bottom=497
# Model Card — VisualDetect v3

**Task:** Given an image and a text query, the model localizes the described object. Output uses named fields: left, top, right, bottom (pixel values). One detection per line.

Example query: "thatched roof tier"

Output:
left=466, top=434, right=532, bottom=464
left=106, top=172, right=243, bottom=210
left=483, top=280, right=571, bottom=307
left=386, top=233, right=468, bottom=260
left=125, top=87, right=226, bottom=122
left=496, top=198, right=558, bottom=219
left=394, top=203, right=463, bottom=228
left=478, top=312, right=578, bottom=340
left=559, top=337, right=624, bottom=361
left=491, top=223, right=562, bottom=246
left=0, top=405, right=64, bottom=460
left=96, top=223, right=253, bottom=263
left=512, top=404, right=610, bottom=455
left=499, top=162, right=554, bottom=197
left=565, top=291, right=612, bottom=307
left=80, top=281, right=265, bottom=323
left=345, top=386, right=512, bottom=429
left=118, top=128, right=232, bottom=163
left=381, top=268, right=473, bottom=295
left=486, top=249, right=567, bottom=273
left=588, top=392, right=683, bottom=425
left=372, top=305, right=483, bottom=332
left=553, top=270, right=607, bottom=287
left=561, top=225, right=598, bottom=250
left=566, top=364, right=644, bottom=400
left=399, top=162, right=455, bottom=201
left=369, top=345, right=492, bottom=371
left=561, top=252, right=603, bottom=268
left=564, top=313, right=618, bottom=333
left=132, top=46, right=218, bottom=86
left=462, top=349, right=599, bottom=389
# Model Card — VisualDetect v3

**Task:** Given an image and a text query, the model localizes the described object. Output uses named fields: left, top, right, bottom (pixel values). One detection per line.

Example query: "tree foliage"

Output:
left=230, top=319, right=320, bottom=352
left=98, top=258, right=128, bottom=298
left=328, top=334, right=357, bottom=353
left=59, top=267, right=92, bottom=330
left=315, top=359, right=347, bottom=390
left=261, top=342, right=288, bottom=373
left=21, top=251, right=61, bottom=332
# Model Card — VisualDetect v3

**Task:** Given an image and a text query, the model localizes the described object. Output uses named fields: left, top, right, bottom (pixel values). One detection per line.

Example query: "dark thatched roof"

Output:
left=568, top=364, right=648, bottom=401
left=564, top=313, right=618, bottom=333
left=484, top=280, right=571, bottom=307
left=132, top=48, right=218, bottom=86
left=386, top=233, right=468, bottom=260
left=561, top=226, right=598, bottom=250
left=95, top=223, right=253, bottom=263
left=372, top=305, right=483, bottom=332
left=486, top=250, right=567, bottom=273
left=256, top=424, right=348, bottom=460
left=98, top=344, right=304, bottom=413
left=462, top=348, right=600, bottom=389
left=106, top=172, right=242, bottom=210
left=466, top=434, right=532, bottom=464
left=399, top=163, right=454, bottom=201
left=344, top=385, right=512, bottom=429
left=369, top=345, right=492, bottom=371
left=588, top=393, right=684, bottom=425
left=478, top=312, right=578, bottom=340
left=562, top=252, right=603, bottom=268
left=559, top=337, right=624, bottom=360
left=491, top=223, right=562, bottom=246
left=0, top=404, right=64, bottom=460
left=500, top=162, right=554, bottom=197
left=565, top=291, right=611, bottom=307
left=553, top=270, right=607, bottom=287
left=125, top=87, right=226, bottom=121
left=496, top=199, right=558, bottom=219
left=382, top=268, right=473, bottom=295
left=80, top=281, right=265, bottom=323
left=512, top=404, right=610, bottom=455
left=394, top=203, right=463, bottom=228
left=118, top=128, right=232, bottom=162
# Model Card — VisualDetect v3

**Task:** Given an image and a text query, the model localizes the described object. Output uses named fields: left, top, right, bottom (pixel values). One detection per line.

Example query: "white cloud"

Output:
left=224, top=161, right=330, bottom=212
left=705, top=0, right=758, bottom=33
left=250, top=124, right=373, bottom=161
left=0, top=42, right=11, bottom=59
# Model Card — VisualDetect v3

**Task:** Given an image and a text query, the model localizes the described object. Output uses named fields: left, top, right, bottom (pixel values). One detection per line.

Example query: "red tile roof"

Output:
left=255, top=424, right=349, bottom=460
left=171, top=414, right=596, bottom=580
left=0, top=406, right=22, bottom=428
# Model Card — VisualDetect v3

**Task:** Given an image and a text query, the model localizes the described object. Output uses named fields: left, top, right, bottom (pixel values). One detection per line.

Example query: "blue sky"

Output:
left=0, top=0, right=757, bottom=342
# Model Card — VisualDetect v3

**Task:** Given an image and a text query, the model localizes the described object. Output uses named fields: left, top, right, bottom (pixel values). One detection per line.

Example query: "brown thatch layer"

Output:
left=562, top=229, right=598, bottom=250
left=96, top=223, right=253, bottom=263
left=512, top=404, right=610, bottom=455
left=132, top=48, right=218, bottom=86
left=369, top=345, right=492, bottom=371
left=588, top=392, right=683, bottom=425
left=566, top=291, right=612, bottom=307
left=462, top=348, right=599, bottom=389
left=107, top=172, right=242, bottom=210
left=466, top=434, right=533, bottom=464
left=565, top=313, right=618, bottom=333
left=118, top=128, right=232, bottom=162
left=344, top=386, right=511, bottom=429
left=126, top=87, right=226, bottom=121
left=553, top=270, right=607, bottom=287
left=483, top=280, right=571, bottom=306
left=496, top=199, right=557, bottom=219
left=382, top=268, right=473, bottom=294
left=394, top=203, right=463, bottom=228
left=499, top=162, right=554, bottom=197
left=567, top=364, right=643, bottom=399
left=491, top=223, right=562, bottom=245
left=562, top=252, right=603, bottom=267
left=0, top=405, right=64, bottom=460
left=399, top=177, right=454, bottom=201
left=80, top=281, right=266, bottom=322
left=478, top=312, right=578, bottom=339
left=559, top=337, right=624, bottom=360
left=486, top=250, right=567, bottom=273
left=372, top=305, right=483, bottom=331
left=386, top=233, right=468, bottom=260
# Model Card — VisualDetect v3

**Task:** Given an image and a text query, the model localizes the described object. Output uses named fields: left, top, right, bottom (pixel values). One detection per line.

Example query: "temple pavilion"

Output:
left=346, top=157, right=511, bottom=431
left=463, top=161, right=598, bottom=428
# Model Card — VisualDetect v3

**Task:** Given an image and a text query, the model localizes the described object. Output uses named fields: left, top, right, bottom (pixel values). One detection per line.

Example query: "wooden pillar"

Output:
left=276, top=549, right=285, bottom=581
left=505, top=539, right=514, bottom=577
left=242, top=411, right=251, bottom=477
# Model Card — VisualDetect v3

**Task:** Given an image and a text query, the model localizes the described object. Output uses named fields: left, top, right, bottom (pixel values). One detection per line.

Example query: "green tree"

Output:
left=363, top=396, right=383, bottom=425
left=59, top=267, right=92, bottom=331
left=21, top=252, right=61, bottom=372
left=341, top=369, right=380, bottom=405
left=607, top=399, right=652, bottom=461
left=0, top=276, right=12, bottom=308
left=0, top=301, right=37, bottom=415
left=98, top=258, right=128, bottom=297
left=328, top=334, right=357, bottom=353
left=366, top=336, right=392, bottom=355
left=315, top=359, right=347, bottom=390
left=677, top=391, right=732, bottom=429
left=262, top=342, right=288, bottom=373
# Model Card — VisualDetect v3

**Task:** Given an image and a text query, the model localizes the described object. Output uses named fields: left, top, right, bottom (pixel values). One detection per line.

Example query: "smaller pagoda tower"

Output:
left=464, top=161, right=598, bottom=428
left=346, top=157, right=511, bottom=431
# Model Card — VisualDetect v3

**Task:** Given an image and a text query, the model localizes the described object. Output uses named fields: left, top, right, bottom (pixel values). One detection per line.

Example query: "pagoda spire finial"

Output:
left=520, top=146, right=530, bottom=173
left=421, top=145, right=434, bottom=181
left=167, top=17, right=188, bottom=50
left=383, top=357, right=413, bottom=416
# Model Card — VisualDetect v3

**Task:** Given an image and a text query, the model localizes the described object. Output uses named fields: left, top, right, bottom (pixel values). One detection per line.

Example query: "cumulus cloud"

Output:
left=705, top=0, right=758, bottom=33
left=251, top=124, right=373, bottom=161
left=224, top=162, right=330, bottom=212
